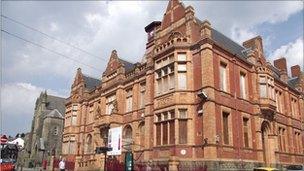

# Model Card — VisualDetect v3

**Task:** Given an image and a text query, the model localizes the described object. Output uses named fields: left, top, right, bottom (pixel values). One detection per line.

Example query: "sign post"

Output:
left=124, top=152, right=134, bottom=171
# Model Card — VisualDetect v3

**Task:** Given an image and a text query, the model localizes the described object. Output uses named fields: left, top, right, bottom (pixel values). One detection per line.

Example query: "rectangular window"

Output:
left=279, top=127, right=286, bottom=152
left=169, top=120, right=175, bottom=144
left=222, top=112, right=230, bottom=145
left=71, top=115, right=77, bottom=125
left=259, top=84, right=267, bottom=97
left=106, top=94, right=116, bottom=114
left=243, top=117, right=249, bottom=148
left=179, top=109, right=187, bottom=118
left=163, top=122, right=168, bottom=145
left=139, top=83, right=146, bottom=108
left=177, top=61, right=187, bottom=90
left=220, top=63, right=227, bottom=92
left=179, top=120, right=187, bottom=144
left=240, top=73, right=246, bottom=99
left=177, top=53, right=187, bottom=61
left=156, top=123, right=161, bottom=145
left=126, top=89, right=133, bottom=112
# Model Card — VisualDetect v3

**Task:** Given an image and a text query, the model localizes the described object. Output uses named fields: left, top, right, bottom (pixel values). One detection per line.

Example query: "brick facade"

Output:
left=62, top=0, right=304, bottom=170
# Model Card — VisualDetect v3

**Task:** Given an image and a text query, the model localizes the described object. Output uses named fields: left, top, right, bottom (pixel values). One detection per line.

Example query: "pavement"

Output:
left=16, top=167, right=43, bottom=171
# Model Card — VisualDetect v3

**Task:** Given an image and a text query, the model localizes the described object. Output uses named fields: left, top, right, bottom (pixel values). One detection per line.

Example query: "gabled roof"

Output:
left=46, top=95, right=66, bottom=115
left=118, top=58, right=136, bottom=73
left=83, top=74, right=101, bottom=91
left=44, top=109, right=64, bottom=119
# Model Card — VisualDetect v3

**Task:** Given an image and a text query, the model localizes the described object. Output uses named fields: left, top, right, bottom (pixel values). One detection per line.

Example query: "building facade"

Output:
left=27, top=91, right=66, bottom=167
left=62, top=0, right=304, bottom=170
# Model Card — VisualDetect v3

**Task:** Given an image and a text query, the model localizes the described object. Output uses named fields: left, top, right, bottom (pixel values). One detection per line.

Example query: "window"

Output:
left=156, top=123, right=161, bottom=145
left=84, top=134, right=93, bottom=154
left=106, top=94, right=116, bottom=114
left=155, top=56, right=175, bottom=95
left=222, top=112, right=230, bottom=145
left=139, top=83, right=146, bottom=108
left=275, top=90, right=283, bottom=113
left=278, top=127, right=286, bottom=152
left=138, top=122, right=145, bottom=149
left=240, top=73, right=247, bottom=99
left=294, top=132, right=301, bottom=154
left=291, top=98, right=298, bottom=118
left=126, top=89, right=133, bottom=112
left=71, top=115, right=77, bottom=125
left=259, top=75, right=274, bottom=99
left=220, top=63, right=228, bottom=92
left=71, top=104, right=78, bottom=126
left=243, top=118, right=249, bottom=148
left=178, top=109, right=188, bottom=144
left=177, top=53, right=187, bottom=61
left=177, top=63, right=187, bottom=90
left=155, top=110, right=175, bottom=145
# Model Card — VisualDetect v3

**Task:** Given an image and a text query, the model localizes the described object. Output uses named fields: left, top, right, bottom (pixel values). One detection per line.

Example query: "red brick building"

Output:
left=62, top=0, right=304, bottom=170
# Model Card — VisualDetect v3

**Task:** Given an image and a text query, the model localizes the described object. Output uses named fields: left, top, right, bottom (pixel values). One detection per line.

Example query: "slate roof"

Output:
left=195, top=17, right=248, bottom=60
left=211, top=28, right=248, bottom=59
left=46, top=95, right=66, bottom=115
left=44, top=109, right=64, bottom=119
left=118, top=58, right=136, bottom=72
left=288, top=77, right=299, bottom=88
left=83, top=75, right=101, bottom=91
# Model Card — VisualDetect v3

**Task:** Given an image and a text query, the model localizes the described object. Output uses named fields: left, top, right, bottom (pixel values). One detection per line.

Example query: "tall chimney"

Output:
left=274, top=58, right=288, bottom=82
left=291, top=65, right=301, bottom=78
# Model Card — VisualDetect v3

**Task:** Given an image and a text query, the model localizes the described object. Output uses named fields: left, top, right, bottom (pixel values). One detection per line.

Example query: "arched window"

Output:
left=123, top=125, right=133, bottom=139
left=85, top=134, right=93, bottom=154
left=123, top=125, right=133, bottom=150
left=138, top=122, right=145, bottom=149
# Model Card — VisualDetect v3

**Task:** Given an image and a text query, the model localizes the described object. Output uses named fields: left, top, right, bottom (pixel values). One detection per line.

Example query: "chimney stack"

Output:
left=274, top=58, right=288, bottom=82
left=291, top=65, right=301, bottom=78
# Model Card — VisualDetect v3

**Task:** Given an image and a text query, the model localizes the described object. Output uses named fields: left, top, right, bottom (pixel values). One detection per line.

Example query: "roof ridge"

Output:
left=83, top=74, right=101, bottom=81
left=212, top=28, right=245, bottom=49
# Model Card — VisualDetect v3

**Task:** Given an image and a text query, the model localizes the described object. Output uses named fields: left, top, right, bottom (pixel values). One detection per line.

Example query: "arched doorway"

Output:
left=261, top=121, right=270, bottom=166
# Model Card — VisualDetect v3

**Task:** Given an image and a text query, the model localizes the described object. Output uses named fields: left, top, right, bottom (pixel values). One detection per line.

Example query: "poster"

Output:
left=107, top=126, right=122, bottom=155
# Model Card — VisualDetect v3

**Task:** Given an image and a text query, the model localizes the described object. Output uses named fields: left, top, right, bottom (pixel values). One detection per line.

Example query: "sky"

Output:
left=1, top=1, right=303, bottom=136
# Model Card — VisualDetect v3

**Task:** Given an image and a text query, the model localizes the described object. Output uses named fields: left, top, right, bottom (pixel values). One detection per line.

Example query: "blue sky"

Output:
left=1, top=1, right=303, bottom=136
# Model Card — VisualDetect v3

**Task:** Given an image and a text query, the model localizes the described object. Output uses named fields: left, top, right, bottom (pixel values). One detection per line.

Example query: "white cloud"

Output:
left=50, top=22, right=59, bottom=32
left=1, top=82, right=66, bottom=134
left=230, top=25, right=257, bottom=44
left=1, top=82, right=63, bottom=117
left=269, top=37, right=303, bottom=73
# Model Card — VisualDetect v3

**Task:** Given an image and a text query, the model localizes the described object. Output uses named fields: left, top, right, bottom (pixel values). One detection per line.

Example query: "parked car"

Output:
left=0, top=159, right=15, bottom=171
left=253, top=167, right=279, bottom=171
left=286, top=165, right=304, bottom=171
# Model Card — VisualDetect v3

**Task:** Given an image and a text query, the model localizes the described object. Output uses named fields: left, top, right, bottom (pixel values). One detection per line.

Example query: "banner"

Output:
left=107, top=127, right=122, bottom=155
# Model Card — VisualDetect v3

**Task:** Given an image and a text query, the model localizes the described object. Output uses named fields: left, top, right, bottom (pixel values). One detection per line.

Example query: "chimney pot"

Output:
left=291, top=65, right=301, bottom=77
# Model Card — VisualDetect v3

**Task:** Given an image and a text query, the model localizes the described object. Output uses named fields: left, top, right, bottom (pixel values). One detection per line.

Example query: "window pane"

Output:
left=220, top=64, right=227, bottom=91
left=156, top=123, right=161, bottom=145
left=179, top=120, right=187, bottom=144
left=169, top=74, right=175, bottom=89
left=178, top=64, right=187, bottom=71
left=240, top=74, right=246, bottom=98
left=259, top=84, right=267, bottom=97
left=178, top=73, right=187, bottom=89
left=222, top=112, right=229, bottom=145
left=178, top=53, right=187, bottom=61
left=163, top=122, right=168, bottom=145
left=179, top=109, right=187, bottom=118
left=169, top=121, right=175, bottom=144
